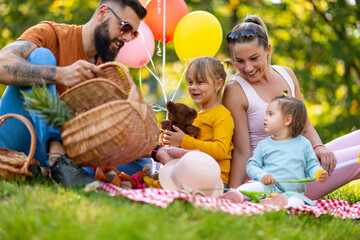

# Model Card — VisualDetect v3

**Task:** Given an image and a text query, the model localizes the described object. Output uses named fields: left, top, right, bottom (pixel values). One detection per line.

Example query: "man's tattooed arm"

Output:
left=0, top=40, right=57, bottom=86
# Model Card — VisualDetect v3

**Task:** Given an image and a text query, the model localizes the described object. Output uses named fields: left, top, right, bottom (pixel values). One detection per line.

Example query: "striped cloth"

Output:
left=97, top=182, right=360, bottom=219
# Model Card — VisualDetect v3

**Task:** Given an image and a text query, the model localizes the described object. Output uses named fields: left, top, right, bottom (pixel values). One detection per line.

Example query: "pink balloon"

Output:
left=116, top=22, right=155, bottom=68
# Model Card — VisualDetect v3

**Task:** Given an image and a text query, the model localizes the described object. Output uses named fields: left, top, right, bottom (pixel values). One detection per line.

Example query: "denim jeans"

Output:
left=0, top=47, right=61, bottom=166
left=0, top=47, right=153, bottom=174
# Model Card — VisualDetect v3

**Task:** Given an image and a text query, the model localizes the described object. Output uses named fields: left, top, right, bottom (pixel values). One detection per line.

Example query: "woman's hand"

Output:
left=162, top=126, right=185, bottom=147
left=314, top=146, right=336, bottom=175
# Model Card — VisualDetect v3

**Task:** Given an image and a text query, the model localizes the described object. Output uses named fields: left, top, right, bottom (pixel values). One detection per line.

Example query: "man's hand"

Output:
left=261, top=174, right=276, bottom=185
left=156, top=146, right=189, bottom=165
left=56, top=60, right=102, bottom=87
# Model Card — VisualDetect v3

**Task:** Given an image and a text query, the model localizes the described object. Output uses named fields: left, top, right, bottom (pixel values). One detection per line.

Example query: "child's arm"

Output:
left=304, top=138, right=328, bottom=183
left=181, top=111, right=234, bottom=160
left=246, top=142, right=269, bottom=182
left=162, top=126, right=185, bottom=147
left=261, top=174, right=276, bottom=185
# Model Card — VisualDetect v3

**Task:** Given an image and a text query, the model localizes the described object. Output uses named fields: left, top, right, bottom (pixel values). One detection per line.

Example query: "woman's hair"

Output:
left=227, top=14, right=269, bottom=50
left=186, top=56, right=226, bottom=94
left=271, top=95, right=308, bottom=138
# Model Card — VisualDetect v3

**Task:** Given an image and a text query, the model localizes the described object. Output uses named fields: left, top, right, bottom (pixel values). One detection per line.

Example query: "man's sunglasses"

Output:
left=108, top=7, right=139, bottom=40
left=226, top=29, right=267, bottom=43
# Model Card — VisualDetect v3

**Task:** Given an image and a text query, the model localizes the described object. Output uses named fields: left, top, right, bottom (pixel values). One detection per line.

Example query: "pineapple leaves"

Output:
left=21, top=83, right=73, bottom=127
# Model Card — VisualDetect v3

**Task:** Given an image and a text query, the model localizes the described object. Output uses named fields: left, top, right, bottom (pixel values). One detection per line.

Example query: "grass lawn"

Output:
left=0, top=176, right=359, bottom=240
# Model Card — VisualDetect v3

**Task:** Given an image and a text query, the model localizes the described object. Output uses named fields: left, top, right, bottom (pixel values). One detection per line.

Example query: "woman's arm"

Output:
left=223, top=80, right=252, bottom=188
left=284, top=66, right=336, bottom=174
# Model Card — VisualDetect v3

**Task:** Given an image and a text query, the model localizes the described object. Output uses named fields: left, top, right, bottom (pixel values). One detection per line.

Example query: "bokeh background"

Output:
left=0, top=0, right=358, bottom=143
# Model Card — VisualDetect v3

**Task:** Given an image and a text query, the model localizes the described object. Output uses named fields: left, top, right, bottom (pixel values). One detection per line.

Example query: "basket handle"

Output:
left=0, top=114, right=37, bottom=173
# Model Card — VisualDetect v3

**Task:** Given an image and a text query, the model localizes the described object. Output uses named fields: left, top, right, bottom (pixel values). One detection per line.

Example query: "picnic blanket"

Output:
left=96, top=182, right=360, bottom=220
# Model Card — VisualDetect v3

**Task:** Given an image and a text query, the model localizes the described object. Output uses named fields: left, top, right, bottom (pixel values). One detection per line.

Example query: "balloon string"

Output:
left=144, top=65, right=168, bottom=105
left=139, top=24, right=159, bottom=77
left=162, top=0, right=166, bottom=87
left=171, top=65, right=187, bottom=101
left=145, top=54, right=168, bottom=105
left=138, top=22, right=169, bottom=105
left=139, top=68, right=143, bottom=94
left=137, top=26, right=144, bottom=94
left=156, top=41, right=162, bottom=57
left=151, top=104, right=167, bottom=112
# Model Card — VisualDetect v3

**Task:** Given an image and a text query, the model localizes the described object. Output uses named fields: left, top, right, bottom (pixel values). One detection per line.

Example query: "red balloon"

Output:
left=144, top=0, right=188, bottom=43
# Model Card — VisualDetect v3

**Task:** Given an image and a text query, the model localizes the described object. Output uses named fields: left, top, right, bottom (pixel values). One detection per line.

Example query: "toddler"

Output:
left=233, top=95, right=328, bottom=207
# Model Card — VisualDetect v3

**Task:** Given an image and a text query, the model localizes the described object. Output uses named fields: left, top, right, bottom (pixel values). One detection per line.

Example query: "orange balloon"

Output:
left=144, top=0, right=188, bottom=43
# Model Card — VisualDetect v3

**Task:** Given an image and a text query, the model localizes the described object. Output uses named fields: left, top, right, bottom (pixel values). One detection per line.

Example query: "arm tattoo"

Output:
left=1, top=40, right=35, bottom=59
left=302, top=130, right=308, bottom=136
left=1, top=40, right=57, bottom=85
left=4, top=63, right=56, bottom=85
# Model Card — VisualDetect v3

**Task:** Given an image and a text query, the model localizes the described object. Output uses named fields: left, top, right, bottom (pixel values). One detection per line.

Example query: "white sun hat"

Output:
left=158, top=150, right=224, bottom=197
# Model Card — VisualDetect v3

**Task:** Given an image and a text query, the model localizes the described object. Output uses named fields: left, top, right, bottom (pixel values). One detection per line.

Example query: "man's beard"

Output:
left=94, top=19, right=124, bottom=62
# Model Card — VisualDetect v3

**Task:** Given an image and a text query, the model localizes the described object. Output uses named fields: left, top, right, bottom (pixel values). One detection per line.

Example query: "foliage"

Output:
left=323, top=179, right=360, bottom=204
left=0, top=178, right=359, bottom=239
left=0, top=0, right=358, bottom=142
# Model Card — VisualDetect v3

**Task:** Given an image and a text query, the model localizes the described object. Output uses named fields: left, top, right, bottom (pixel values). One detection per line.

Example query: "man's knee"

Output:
left=27, top=47, right=56, bottom=66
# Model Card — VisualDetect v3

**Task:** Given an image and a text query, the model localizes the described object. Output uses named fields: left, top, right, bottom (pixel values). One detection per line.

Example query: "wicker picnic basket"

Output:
left=0, top=114, right=39, bottom=180
left=60, top=62, right=160, bottom=167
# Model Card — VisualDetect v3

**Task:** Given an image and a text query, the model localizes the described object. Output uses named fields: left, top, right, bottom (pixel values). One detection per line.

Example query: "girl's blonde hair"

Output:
left=271, top=95, right=308, bottom=138
left=186, top=56, right=226, bottom=94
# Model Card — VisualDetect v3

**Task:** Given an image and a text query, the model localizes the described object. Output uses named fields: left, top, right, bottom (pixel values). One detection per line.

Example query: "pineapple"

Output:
left=21, top=83, right=73, bottom=127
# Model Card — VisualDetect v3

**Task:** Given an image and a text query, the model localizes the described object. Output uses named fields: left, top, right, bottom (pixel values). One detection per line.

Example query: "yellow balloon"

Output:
left=174, top=11, right=223, bottom=63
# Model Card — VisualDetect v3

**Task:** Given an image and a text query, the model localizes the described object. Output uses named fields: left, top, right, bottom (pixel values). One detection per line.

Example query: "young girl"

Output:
left=162, top=56, right=234, bottom=187
left=234, top=95, right=328, bottom=207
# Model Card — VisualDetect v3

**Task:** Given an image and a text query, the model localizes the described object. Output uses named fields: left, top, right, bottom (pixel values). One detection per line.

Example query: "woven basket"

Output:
left=60, top=78, right=128, bottom=115
left=0, top=114, right=40, bottom=180
left=60, top=62, right=160, bottom=167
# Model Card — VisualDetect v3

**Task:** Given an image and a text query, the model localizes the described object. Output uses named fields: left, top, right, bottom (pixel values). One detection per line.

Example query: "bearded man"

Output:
left=0, top=0, right=147, bottom=187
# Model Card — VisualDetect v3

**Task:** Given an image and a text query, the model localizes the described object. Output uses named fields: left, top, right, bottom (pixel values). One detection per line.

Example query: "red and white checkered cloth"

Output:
left=97, top=182, right=360, bottom=219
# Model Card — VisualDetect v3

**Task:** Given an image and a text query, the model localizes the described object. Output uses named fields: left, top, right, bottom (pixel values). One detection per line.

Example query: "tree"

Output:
left=0, top=0, right=358, bottom=142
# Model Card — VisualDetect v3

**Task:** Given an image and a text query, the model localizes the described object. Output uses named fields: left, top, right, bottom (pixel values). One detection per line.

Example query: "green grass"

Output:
left=0, top=177, right=359, bottom=240
left=323, top=180, right=360, bottom=204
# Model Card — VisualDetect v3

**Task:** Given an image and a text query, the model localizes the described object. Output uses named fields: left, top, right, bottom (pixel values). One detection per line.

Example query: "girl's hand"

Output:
left=261, top=174, right=276, bottom=185
left=316, top=170, right=328, bottom=183
left=162, top=125, right=185, bottom=147
left=314, top=146, right=336, bottom=175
